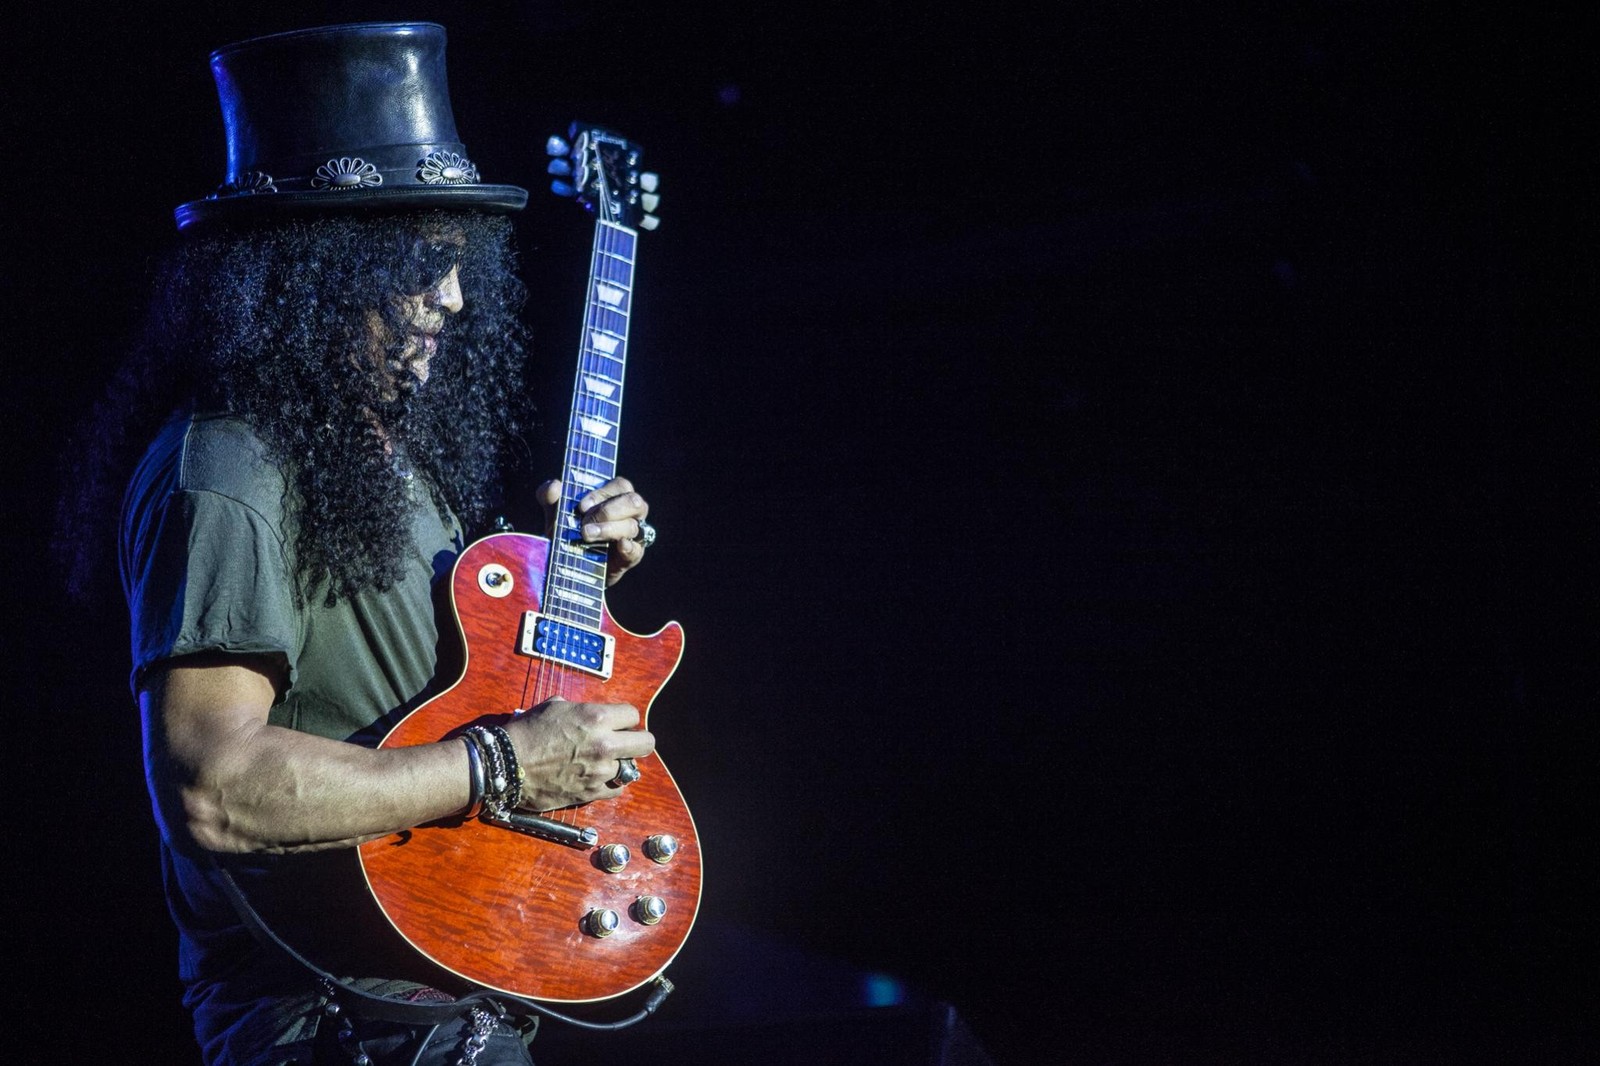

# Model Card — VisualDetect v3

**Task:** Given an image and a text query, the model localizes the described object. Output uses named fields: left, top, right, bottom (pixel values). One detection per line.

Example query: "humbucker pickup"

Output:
left=518, top=612, right=616, bottom=679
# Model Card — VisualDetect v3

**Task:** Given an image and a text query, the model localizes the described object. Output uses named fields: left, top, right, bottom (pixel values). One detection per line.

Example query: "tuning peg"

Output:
left=639, top=172, right=660, bottom=193
left=550, top=180, right=576, bottom=198
left=640, top=193, right=661, bottom=213
left=545, top=135, right=570, bottom=157
left=639, top=215, right=660, bottom=231
left=547, top=158, right=572, bottom=177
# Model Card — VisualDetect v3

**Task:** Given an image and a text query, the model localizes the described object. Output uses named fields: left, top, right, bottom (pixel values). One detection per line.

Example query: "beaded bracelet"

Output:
left=485, top=725, right=526, bottom=810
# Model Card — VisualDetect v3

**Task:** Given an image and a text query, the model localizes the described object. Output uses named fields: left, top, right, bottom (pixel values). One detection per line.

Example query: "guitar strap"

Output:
left=210, top=856, right=525, bottom=1028
left=210, top=856, right=675, bottom=1031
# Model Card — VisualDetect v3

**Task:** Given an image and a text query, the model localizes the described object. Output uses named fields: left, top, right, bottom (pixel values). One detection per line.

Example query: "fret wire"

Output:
left=568, top=439, right=620, bottom=460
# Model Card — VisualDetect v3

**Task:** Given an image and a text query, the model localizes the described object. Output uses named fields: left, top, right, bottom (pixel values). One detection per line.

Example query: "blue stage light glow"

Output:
left=859, top=972, right=906, bottom=1007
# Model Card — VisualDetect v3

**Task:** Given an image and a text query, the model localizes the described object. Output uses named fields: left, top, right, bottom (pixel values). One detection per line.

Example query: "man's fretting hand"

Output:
left=537, top=476, right=652, bottom=585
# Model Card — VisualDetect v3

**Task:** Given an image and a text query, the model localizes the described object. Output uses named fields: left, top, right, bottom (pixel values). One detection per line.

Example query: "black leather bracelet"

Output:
left=460, top=733, right=486, bottom=819
left=467, top=725, right=509, bottom=817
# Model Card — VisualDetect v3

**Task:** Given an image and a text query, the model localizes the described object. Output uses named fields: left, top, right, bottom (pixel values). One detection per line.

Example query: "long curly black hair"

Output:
left=58, top=209, right=532, bottom=605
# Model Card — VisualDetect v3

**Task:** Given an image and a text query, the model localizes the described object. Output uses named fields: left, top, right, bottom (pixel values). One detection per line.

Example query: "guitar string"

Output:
left=527, top=212, right=629, bottom=828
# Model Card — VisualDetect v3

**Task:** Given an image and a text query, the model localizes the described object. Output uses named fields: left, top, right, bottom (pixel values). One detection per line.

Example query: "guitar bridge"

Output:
left=518, top=612, right=615, bottom=679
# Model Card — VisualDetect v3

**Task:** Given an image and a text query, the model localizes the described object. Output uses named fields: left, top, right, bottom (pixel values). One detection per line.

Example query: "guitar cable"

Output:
left=403, top=978, right=677, bottom=1066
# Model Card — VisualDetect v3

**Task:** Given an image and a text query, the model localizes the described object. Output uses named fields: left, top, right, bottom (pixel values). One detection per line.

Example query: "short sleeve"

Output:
left=125, top=488, right=301, bottom=692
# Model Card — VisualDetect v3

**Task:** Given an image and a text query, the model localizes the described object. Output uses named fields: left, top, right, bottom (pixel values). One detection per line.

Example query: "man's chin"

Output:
left=396, top=349, right=432, bottom=390
left=407, top=336, right=437, bottom=383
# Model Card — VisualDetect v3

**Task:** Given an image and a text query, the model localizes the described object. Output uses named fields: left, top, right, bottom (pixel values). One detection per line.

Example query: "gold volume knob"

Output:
left=632, top=896, right=668, bottom=925
left=583, top=908, right=620, bottom=938
left=595, top=843, right=631, bottom=873
left=642, top=834, right=679, bottom=864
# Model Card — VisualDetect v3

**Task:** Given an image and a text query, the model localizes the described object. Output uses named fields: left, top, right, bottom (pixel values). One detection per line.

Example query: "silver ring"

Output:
left=608, top=757, right=641, bottom=788
left=634, top=519, right=657, bottom=549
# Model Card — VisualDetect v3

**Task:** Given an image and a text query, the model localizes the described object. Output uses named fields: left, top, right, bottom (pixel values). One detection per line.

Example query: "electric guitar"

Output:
left=357, top=125, right=699, bottom=1003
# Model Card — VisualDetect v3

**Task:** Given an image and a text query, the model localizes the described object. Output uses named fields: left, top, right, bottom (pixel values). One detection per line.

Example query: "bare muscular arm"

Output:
left=141, top=653, right=654, bottom=857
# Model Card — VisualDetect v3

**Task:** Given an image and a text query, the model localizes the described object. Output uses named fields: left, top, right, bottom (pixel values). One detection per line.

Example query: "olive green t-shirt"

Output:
left=122, top=410, right=464, bottom=739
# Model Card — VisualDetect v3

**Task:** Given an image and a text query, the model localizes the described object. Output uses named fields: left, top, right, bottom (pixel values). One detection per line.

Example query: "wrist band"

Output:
left=467, top=725, right=510, bottom=818
left=459, top=733, right=486, bottom=819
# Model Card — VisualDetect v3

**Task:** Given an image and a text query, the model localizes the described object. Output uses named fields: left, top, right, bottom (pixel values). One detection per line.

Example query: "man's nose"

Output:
left=432, top=266, right=464, bottom=314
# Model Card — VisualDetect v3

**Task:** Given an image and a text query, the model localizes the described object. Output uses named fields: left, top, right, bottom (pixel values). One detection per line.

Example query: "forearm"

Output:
left=159, top=721, right=469, bottom=855
left=141, top=657, right=469, bottom=856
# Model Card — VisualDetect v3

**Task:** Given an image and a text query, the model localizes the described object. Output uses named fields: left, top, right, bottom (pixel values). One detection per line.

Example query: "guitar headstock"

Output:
left=545, top=122, right=661, bottom=231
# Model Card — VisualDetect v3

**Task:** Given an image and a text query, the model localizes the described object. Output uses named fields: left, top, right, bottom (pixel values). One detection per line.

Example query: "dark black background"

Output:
left=6, top=3, right=1589, bottom=1063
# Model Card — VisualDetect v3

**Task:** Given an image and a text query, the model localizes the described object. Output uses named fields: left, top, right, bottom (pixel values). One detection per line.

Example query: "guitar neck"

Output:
left=546, top=219, right=638, bottom=628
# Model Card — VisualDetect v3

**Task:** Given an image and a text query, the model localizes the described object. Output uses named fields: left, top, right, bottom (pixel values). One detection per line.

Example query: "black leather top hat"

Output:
left=175, top=22, right=528, bottom=230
